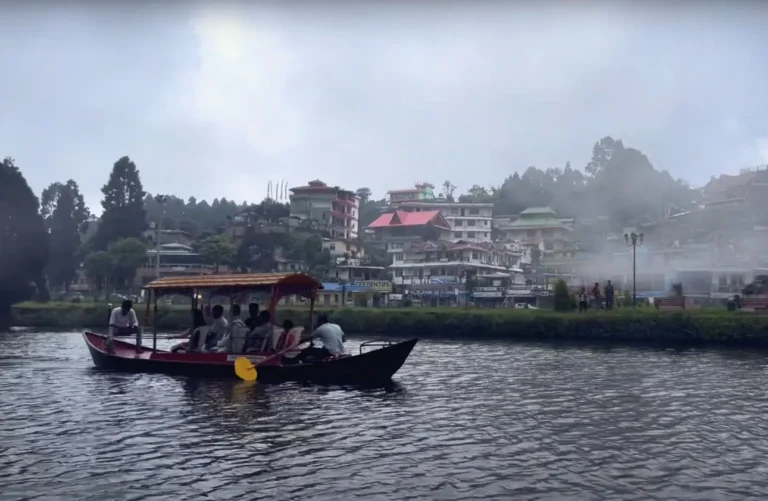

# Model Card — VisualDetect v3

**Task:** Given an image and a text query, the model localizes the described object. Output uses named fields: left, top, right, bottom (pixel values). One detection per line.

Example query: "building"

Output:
left=396, top=201, right=494, bottom=243
left=390, top=240, right=522, bottom=285
left=701, top=167, right=768, bottom=206
left=366, top=210, right=453, bottom=251
left=386, top=182, right=435, bottom=206
left=136, top=243, right=216, bottom=286
left=289, top=179, right=360, bottom=240
left=494, top=207, right=574, bottom=254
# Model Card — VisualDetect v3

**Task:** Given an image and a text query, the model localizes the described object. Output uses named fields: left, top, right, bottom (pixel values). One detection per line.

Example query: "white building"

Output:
left=396, top=201, right=494, bottom=243
left=493, top=206, right=574, bottom=254
left=390, top=240, right=522, bottom=286
left=289, top=179, right=360, bottom=240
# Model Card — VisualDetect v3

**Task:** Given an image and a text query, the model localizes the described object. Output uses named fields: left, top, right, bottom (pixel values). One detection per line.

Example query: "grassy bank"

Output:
left=11, top=302, right=768, bottom=346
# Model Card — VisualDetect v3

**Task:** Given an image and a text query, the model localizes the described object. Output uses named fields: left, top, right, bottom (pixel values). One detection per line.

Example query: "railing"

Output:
left=359, top=340, right=395, bottom=355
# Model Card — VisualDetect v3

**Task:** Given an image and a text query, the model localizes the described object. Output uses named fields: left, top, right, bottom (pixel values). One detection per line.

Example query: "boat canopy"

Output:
left=144, top=272, right=324, bottom=297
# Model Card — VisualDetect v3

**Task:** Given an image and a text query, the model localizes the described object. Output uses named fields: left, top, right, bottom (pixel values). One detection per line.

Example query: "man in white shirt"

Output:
left=202, top=305, right=228, bottom=352
left=290, top=314, right=345, bottom=363
left=108, top=300, right=142, bottom=352
left=214, top=304, right=247, bottom=352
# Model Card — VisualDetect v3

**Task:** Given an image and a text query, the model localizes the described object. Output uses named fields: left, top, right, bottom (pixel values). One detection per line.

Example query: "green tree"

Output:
left=553, top=279, right=571, bottom=312
left=585, top=136, right=624, bottom=177
left=355, top=187, right=372, bottom=204
left=83, top=250, right=114, bottom=297
left=92, top=156, right=147, bottom=250
left=441, top=180, right=456, bottom=201
left=107, top=238, right=147, bottom=290
left=199, top=235, right=236, bottom=273
left=40, top=180, right=91, bottom=291
left=0, top=157, right=49, bottom=324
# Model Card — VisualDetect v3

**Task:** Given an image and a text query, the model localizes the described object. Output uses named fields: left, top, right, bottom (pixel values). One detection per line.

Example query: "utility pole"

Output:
left=154, top=195, right=167, bottom=278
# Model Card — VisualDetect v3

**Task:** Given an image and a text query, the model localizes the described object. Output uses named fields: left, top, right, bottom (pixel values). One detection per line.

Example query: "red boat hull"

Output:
left=83, top=332, right=417, bottom=384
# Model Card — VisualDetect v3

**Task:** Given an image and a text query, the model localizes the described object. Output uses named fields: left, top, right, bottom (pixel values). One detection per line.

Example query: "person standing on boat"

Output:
left=108, top=300, right=142, bottom=352
left=202, top=305, right=228, bottom=352
left=292, top=314, right=345, bottom=363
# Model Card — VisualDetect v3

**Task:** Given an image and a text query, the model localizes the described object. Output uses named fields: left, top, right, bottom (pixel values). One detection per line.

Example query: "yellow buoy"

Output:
left=234, top=357, right=258, bottom=381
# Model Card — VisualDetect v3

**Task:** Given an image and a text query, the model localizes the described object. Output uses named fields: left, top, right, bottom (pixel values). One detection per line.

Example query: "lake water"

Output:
left=2, top=330, right=768, bottom=500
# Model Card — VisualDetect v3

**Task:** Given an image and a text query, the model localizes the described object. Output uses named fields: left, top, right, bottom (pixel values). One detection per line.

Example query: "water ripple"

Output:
left=2, top=331, right=768, bottom=499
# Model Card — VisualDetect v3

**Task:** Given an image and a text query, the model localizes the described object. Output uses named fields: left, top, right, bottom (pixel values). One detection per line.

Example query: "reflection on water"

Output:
left=3, top=331, right=768, bottom=499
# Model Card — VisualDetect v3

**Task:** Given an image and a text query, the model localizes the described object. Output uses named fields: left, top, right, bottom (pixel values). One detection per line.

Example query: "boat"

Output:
left=83, top=273, right=417, bottom=384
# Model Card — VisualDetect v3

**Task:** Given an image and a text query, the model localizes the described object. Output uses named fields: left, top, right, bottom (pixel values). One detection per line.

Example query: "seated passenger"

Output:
left=244, top=303, right=260, bottom=330
left=213, top=305, right=247, bottom=352
left=202, top=305, right=228, bottom=352
left=291, top=314, right=345, bottom=363
left=171, top=309, right=206, bottom=353
left=244, top=311, right=274, bottom=353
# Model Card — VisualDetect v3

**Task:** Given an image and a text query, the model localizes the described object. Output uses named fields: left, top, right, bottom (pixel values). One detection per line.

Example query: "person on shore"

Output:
left=605, top=280, right=615, bottom=310
left=244, top=303, right=260, bottom=330
left=202, top=305, right=228, bottom=352
left=291, top=314, right=346, bottom=363
left=578, top=288, right=588, bottom=312
left=592, top=282, right=602, bottom=310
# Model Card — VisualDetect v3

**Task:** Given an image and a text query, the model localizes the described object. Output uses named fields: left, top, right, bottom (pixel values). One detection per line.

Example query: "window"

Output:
left=395, top=253, right=403, bottom=261
left=544, top=241, right=555, bottom=251
left=395, top=269, right=403, bottom=277
left=454, top=232, right=462, bottom=238
left=472, top=252, right=479, bottom=260
left=329, top=243, right=336, bottom=251
left=469, top=208, right=480, bottom=215
left=467, top=219, right=476, bottom=226
left=467, top=231, right=475, bottom=238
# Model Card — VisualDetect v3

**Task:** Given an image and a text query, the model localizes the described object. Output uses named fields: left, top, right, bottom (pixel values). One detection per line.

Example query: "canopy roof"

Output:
left=144, top=272, right=324, bottom=294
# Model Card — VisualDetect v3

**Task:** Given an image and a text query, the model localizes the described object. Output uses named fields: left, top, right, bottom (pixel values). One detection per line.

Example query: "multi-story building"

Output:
left=389, top=240, right=522, bottom=286
left=396, top=201, right=494, bottom=243
left=386, top=182, right=435, bottom=206
left=494, top=206, right=574, bottom=254
left=289, top=179, right=360, bottom=240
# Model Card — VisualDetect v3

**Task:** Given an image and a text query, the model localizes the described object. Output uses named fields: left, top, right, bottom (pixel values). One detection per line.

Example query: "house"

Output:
left=366, top=210, right=453, bottom=249
left=289, top=180, right=360, bottom=240
left=396, top=201, right=494, bottom=243
left=136, top=243, right=217, bottom=286
left=142, top=229, right=195, bottom=247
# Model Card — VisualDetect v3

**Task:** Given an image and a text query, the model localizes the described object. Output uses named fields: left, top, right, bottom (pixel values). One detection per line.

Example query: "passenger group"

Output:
left=169, top=303, right=345, bottom=361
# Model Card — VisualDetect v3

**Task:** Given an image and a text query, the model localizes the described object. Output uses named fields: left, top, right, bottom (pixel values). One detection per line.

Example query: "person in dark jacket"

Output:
left=605, top=280, right=615, bottom=310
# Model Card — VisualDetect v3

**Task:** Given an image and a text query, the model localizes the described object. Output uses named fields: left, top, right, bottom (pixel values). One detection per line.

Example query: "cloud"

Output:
left=1, top=2, right=767, bottom=211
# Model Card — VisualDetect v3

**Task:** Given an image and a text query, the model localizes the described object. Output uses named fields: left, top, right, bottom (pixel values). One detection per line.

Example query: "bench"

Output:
left=740, top=297, right=768, bottom=312
left=656, top=298, right=685, bottom=311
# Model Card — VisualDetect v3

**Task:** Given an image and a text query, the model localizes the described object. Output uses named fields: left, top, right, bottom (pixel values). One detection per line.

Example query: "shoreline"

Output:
left=10, top=302, right=768, bottom=347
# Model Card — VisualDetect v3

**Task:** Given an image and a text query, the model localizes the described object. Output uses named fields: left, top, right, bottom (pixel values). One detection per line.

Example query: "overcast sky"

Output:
left=1, top=1, right=767, bottom=213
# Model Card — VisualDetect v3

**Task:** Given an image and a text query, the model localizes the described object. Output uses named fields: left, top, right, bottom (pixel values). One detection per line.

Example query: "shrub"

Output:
left=553, top=279, right=571, bottom=312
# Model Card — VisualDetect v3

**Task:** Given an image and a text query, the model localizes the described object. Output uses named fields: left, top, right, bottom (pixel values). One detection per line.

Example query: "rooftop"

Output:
left=367, top=210, right=452, bottom=230
left=398, top=201, right=494, bottom=209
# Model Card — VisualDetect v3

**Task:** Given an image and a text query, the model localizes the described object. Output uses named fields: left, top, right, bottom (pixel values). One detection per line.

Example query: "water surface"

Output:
left=2, top=329, right=768, bottom=500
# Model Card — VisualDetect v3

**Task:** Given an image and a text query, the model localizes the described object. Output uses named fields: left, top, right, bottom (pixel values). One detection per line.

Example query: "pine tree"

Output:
left=92, top=156, right=148, bottom=250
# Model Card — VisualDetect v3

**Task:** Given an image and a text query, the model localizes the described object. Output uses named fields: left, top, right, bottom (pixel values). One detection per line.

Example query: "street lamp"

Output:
left=154, top=195, right=167, bottom=278
left=624, top=231, right=644, bottom=307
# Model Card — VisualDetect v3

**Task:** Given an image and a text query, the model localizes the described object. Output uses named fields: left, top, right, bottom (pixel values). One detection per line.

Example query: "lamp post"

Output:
left=154, top=195, right=167, bottom=278
left=624, top=231, right=644, bottom=307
